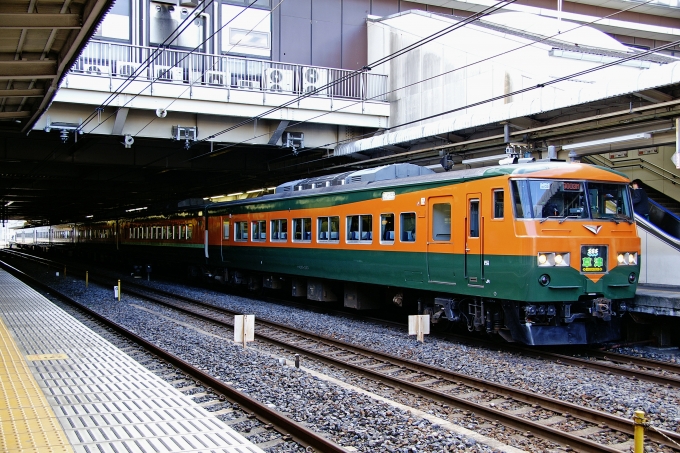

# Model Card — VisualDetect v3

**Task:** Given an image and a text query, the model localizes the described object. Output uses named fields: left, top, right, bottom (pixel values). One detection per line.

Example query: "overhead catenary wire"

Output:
left=133, top=0, right=288, bottom=138
left=80, top=0, right=266, bottom=137
left=275, top=38, right=680, bottom=172
left=190, top=0, right=519, bottom=151
left=77, top=0, right=214, bottom=133
left=193, top=0, right=656, bottom=163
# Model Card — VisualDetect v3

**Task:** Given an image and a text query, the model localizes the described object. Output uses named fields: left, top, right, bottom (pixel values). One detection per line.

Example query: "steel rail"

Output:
left=0, top=259, right=350, bottom=453
left=102, top=281, right=680, bottom=453
left=4, top=250, right=680, bottom=450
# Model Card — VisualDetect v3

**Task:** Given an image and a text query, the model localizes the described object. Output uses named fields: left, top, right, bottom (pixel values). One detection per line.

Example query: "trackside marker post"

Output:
left=234, top=315, right=254, bottom=349
left=408, top=315, right=430, bottom=343
left=117, top=280, right=121, bottom=301
left=85, top=271, right=88, bottom=288
left=634, top=410, right=646, bottom=453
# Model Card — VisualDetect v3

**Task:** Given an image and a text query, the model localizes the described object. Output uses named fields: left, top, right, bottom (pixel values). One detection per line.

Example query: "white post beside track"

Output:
left=234, top=315, right=255, bottom=349
left=408, top=315, right=430, bottom=343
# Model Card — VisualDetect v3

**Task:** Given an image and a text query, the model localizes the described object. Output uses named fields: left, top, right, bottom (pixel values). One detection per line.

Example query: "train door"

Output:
left=465, top=194, right=483, bottom=285
left=426, top=196, right=456, bottom=284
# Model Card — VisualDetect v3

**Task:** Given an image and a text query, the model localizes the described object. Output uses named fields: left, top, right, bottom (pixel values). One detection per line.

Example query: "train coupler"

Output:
left=591, top=297, right=612, bottom=321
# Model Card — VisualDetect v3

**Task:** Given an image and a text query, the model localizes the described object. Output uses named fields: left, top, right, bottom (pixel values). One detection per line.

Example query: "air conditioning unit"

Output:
left=264, top=68, right=293, bottom=93
left=237, top=79, right=258, bottom=90
left=116, top=61, right=144, bottom=78
left=155, top=65, right=183, bottom=82
left=205, top=70, right=230, bottom=86
left=83, top=63, right=110, bottom=76
left=302, top=67, right=328, bottom=96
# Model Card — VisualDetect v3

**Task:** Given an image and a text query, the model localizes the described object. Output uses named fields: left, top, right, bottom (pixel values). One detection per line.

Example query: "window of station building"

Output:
left=221, top=4, right=271, bottom=58
left=493, top=190, right=504, bottom=219
left=186, top=225, right=193, bottom=240
left=400, top=213, right=416, bottom=242
left=347, top=215, right=372, bottom=242
left=149, top=2, right=206, bottom=52
left=93, top=0, right=130, bottom=42
left=431, top=203, right=451, bottom=241
left=223, top=220, right=230, bottom=240
left=179, top=225, right=185, bottom=240
left=252, top=220, right=266, bottom=241
left=380, top=213, right=395, bottom=243
left=234, top=221, right=248, bottom=241
left=292, top=218, right=312, bottom=242
left=317, top=216, right=339, bottom=242
left=270, top=219, right=288, bottom=241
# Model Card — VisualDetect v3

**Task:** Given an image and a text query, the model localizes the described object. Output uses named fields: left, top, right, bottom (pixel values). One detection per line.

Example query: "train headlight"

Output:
left=537, top=252, right=570, bottom=267
left=617, top=252, right=638, bottom=266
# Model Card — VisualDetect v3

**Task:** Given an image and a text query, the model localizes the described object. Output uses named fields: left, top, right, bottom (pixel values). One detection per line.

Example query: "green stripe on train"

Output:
left=211, top=246, right=637, bottom=301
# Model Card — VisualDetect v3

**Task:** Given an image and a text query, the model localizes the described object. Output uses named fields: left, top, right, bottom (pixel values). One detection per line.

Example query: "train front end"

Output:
left=503, top=166, right=640, bottom=345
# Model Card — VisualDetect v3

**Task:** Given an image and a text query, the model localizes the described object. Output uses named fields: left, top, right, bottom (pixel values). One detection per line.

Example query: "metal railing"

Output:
left=586, top=155, right=679, bottom=186
left=71, top=41, right=388, bottom=102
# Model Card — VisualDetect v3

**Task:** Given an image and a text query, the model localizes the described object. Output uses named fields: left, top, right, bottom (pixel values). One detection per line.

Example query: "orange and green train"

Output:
left=194, top=161, right=637, bottom=345
left=13, top=161, right=641, bottom=345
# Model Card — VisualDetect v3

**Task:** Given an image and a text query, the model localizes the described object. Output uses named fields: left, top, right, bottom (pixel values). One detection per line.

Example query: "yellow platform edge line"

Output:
left=0, top=315, right=75, bottom=453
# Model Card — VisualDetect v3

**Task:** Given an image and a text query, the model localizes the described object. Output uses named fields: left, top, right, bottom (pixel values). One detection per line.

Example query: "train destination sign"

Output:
left=581, top=245, right=607, bottom=273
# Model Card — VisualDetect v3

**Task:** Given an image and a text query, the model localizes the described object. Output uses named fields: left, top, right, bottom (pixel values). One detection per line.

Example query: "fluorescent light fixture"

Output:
left=227, top=192, right=244, bottom=197
left=461, top=154, right=509, bottom=165
left=246, top=189, right=264, bottom=194
left=125, top=207, right=148, bottom=212
left=549, top=49, right=652, bottom=69
left=210, top=195, right=225, bottom=199
left=562, top=133, right=651, bottom=150
left=86, top=215, right=93, bottom=218
left=266, top=187, right=277, bottom=191
left=4, top=201, right=13, bottom=206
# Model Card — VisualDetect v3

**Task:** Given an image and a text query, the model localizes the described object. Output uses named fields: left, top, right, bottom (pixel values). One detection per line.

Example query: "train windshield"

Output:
left=511, top=179, right=633, bottom=222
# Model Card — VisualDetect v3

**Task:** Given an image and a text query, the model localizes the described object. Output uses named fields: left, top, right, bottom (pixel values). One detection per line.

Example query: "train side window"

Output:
left=400, top=212, right=416, bottom=242
left=469, top=200, right=480, bottom=238
left=380, top=213, right=395, bottom=243
left=317, top=216, right=339, bottom=242
left=252, top=220, right=266, bottom=241
left=493, top=190, right=504, bottom=219
left=235, top=221, right=248, bottom=241
left=347, top=215, right=372, bottom=242
left=187, top=225, right=193, bottom=240
left=270, top=219, right=288, bottom=241
left=432, top=203, right=451, bottom=241
left=293, top=218, right=312, bottom=242
left=223, top=221, right=230, bottom=240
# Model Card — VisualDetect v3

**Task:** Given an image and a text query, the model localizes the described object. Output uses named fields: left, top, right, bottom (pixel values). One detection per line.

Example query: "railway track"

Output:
left=5, top=248, right=679, bottom=388
left=0, top=258, right=348, bottom=453
left=4, top=249, right=680, bottom=452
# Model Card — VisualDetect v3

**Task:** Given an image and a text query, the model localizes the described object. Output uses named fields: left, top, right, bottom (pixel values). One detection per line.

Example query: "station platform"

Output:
left=631, top=284, right=680, bottom=317
left=0, top=269, right=264, bottom=453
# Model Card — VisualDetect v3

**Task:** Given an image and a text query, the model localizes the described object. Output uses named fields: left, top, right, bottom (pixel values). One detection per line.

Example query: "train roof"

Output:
left=209, top=161, right=628, bottom=211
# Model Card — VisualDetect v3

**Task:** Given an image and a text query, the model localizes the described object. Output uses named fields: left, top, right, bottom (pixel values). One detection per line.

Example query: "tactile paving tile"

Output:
left=0, top=270, right=264, bottom=453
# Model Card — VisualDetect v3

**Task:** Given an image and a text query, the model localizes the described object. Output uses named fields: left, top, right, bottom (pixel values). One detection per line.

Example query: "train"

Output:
left=10, top=161, right=641, bottom=345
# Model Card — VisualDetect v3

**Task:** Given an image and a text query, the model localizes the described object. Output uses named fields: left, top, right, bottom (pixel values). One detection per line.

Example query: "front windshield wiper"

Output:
left=539, top=216, right=562, bottom=223
left=558, top=215, right=581, bottom=224
left=611, top=214, right=634, bottom=224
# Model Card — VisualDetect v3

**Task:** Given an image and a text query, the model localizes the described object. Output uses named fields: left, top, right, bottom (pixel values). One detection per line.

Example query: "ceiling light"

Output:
left=562, top=133, right=651, bottom=150
left=125, top=207, right=148, bottom=212
left=4, top=201, right=13, bottom=206
left=86, top=215, right=93, bottom=218
left=246, top=189, right=264, bottom=194
left=227, top=192, right=243, bottom=197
